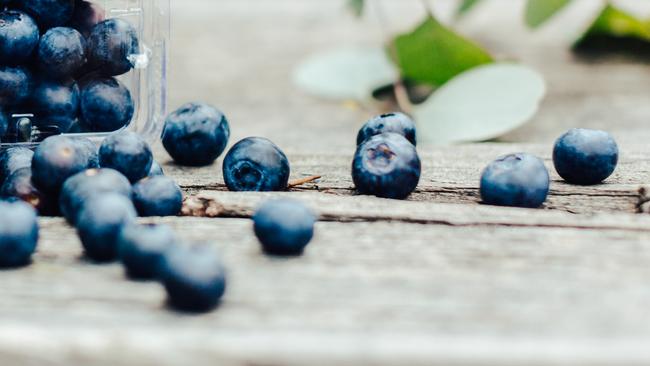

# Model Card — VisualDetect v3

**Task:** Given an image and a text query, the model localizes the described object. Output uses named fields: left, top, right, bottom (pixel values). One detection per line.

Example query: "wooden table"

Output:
left=3, top=1, right=650, bottom=365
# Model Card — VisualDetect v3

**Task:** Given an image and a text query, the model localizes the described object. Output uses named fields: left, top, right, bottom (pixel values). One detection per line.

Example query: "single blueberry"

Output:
left=480, top=153, right=550, bottom=208
left=87, top=18, right=139, bottom=76
left=132, top=176, right=182, bottom=217
left=148, top=160, right=164, bottom=176
left=20, top=0, right=75, bottom=29
left=59, top=168, right=132, bottom=224
left=98, top=131, right=153, bottom=183
left=1, top=167, right=58, bottom=215
left=553, top=128, right=619, bottom=185
left=68, top=0, right=104, bottom=37
left=161, top=102, right=231, bottom=167
left=222, top=137, right=290, bottom=192
left=160, top=244, right=227, bottom=312
left=0, top=66, right=32, bottom=106
left=0, top=200, right=38, bottom=268
left=0, top=147, right=33, bottom=184
left=253, top=199, right=316, bottom=256
left=352, top=132, right=421, bottom=199
left=31, top=135, right=96, bottom=194
left=37, top=27, right=86, bottom=80
left=0, top=10, right=40, bottom=65
left=118, top=223, right=176, bottom=280
left=31, top=79, right=80, bottom=132
left=79, top=77, right=134, bottom=132
left=76, top=193, right=137, bottom=262
left=357, top=112, right=417, bottom=146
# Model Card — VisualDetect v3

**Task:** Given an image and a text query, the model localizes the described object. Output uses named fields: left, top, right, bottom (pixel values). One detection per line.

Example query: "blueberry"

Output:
left=553, top=128, right=619, bottom=185
left=160, top=244, right=227, bottom=312
left=161, top=103, right=231, bottom=167
left=0, top=66, right=32, bottom=106
left=253, top=199, right=316, bottom=256
left=68, top=0, right=104, bottom=37
left=0, top=200, right=38, bottom=268
left=0, top=147, right=33, bottom=184
left=1, top=167, right=58, bottom=215
left=79, top=77, right=133, bottom=132
left=222, top=137, right=290, bottom=192
left=352, top=132, right=421, bottom=199
left=72, top=136, right=99, bottom=167
left=118, top=223, right=176, bottom=280
left=0, top=10, right=40, bottom=65
left=76, top=193, right=137, bottom=262
left=357, top=112, right=417, bottom=146
left=21, top=0, right=75, bottom=29
left=148, top=160, right=164, bottom=176
left=132, top=176, right=182, bottom=217
left=31, top=135, right=96, bottom=194
left=480, top=153, right=550, bottom=208
left=37, top=27, right=86, bottom=80
left=59, top=168, right=131, bottom=224
left=87, top=18, right=139, bottom=76
left=0, top=108, right=7, bottom=137
left=31, top=79, right=80, bottom=132
left=99, top=131, right=153, bottom=183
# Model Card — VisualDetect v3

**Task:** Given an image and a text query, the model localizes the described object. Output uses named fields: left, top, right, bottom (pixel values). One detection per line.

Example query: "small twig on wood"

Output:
left=288, top=175, right=322, bottom=188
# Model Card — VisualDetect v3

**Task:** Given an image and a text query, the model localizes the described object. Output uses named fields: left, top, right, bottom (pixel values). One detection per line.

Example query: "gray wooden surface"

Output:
left=3, top=0, right=650, bottom=365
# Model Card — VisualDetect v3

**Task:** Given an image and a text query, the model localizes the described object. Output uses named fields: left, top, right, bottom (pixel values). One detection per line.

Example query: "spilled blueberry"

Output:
left=0, top=200, right=38, bottom=268
left=253, top=199, right=316, bottom=256
left=223, top=137, right=290, bottom=192
left=357, top=112, right=417, bottom=146
left=480, top=153, right=550, bottom=208
left=0, top=147, right=33, bottom=184
left=98, top=131, right=153, bottom=183
left=553, top=128, right=619, bottom=186
left=118, top=223, right=176, bottom=280
left=132, top=176, right=182, bottom=217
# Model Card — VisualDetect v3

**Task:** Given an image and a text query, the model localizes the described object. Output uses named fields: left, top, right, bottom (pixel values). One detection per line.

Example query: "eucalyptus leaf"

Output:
left=347, top=0, right=364, bottom=17
left=457, top=0, right=482, bottom=17
left=392, top=16, right=493, bottom=86
left=574, top=4, right=650, bottom=51
left=293, top=47, right=397, bottom=101
left=525, top=0, right=572, bottom=28
left=414, top=63, right=546, bottom=144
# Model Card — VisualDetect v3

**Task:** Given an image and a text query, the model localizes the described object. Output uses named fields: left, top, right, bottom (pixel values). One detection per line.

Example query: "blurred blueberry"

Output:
left=37, top=27, right=86, bottom=80
left=59, top=168, right=131, bottom=224
left=161, top=102, right=230, bottom=166
left=0, top=147, right=33, bottom=184
left=118, top=223, right=176, bottom=280
left=132, top=176, right=182, bottom=217
left=98, top=131, right=153, bottom=183
left=21, top=0, right=75, bottom=29
left=148, top=160, right=164, bottom=176
left=357, top=112, right=417, bottom=146
left=352, top=132, right=421, bottom=199
left=68, top=0, right=104, bottom=37
left=87, top=18, right=139, bottom=76
left=71, top=135, right=98, bottom=167
left=160, top=244, right=227, bottom=312
left=553, top=128, right=619, bottom=185
left=76, top=193, right=137, bottom=262
left=480, top=153, right=550, bottom=208
left=31, top=79, right=79, bottom=132
left=253, top=199, right=316, bottom=256
left=31, top=135, right=96, bottom=194
left=0, top=66, right=32, bottom=106
left=0, top=200, right=38, bottom=268
left=79, top=77, right=133, bottom=132
left=223, top=137, right=290, bottom=192
left=0, top=10, right=40, bottom=65
left=1, top=167, right=58, bottom=215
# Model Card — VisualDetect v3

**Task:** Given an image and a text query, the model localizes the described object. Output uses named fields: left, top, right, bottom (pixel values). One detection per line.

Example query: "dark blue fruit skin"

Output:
left=79, top=77, right=134, bottom=132
left=132, top=176, right=182, bottom=217
left=20, top=0, right=75, bottom=29
left=59, top=168, right=132, bottom=224
left=76, top=193, right=137, bottom=262
left=73, top=136, right=99, bottom=168
left=148, top=160, right=164, bottom=176
left=68, top=0, right=104, bottom=37
left=37, top=27, right=86, bottom=80
left=31, top=79, right=80, bottom=132
left=31, top=135, right=96, bottom=194
left=0, top=200, right=39, bottom=268
left=0, top=147, right=33, bottom=184
left=0, top=108, right=7, bottom=137
left=0, top=66, right=32, bottom=107
left=1, top=167, right=58, bottom=215
left=352, top=132, right=421, bottom=200
left=223, top=137, right=290, bottom=192
left=357, top=112, right=417, bottom=146
left=480, top=153, right=550, bottom=208
left=118, top=223, right=176, bottom=280
left=161, top=103, right=231, bottom=167
left=253, top=199, right=316, bottom=256
left=99, top=131, right=153, bottom=183
left=553, top=128, right=619, bottom=186
left=87, top=18, right=139, bottom=76
left=0, top=10, right=40, bottom=65
left=160, top=244, right=227, bottom=312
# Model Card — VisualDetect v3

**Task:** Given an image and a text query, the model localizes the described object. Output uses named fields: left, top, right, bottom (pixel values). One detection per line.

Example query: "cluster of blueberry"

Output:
left=480, top=128, right=619, bottom=208
left=0, top=0, right=138, bottom=140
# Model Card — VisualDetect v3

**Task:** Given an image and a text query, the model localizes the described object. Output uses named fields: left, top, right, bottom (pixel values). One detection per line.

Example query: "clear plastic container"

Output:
left=0, top=0, right=170, bottom=147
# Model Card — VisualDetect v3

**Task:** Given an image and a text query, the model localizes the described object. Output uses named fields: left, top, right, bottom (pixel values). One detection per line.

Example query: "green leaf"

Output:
left=347, top=0, right=364, bottom=17
left=575, top=4, right=650, bottom=46
left=392, top=16, right=493, bottom=86
left=457, top=0, right=482, bottom=17
left=414, top=63, right=546, bottom=144
left=525, top=0, right=572, bottom=28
